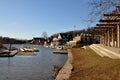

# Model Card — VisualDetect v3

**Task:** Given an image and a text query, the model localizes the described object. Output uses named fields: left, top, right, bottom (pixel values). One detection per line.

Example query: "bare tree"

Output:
left=0, top=36, right=3, bottom=44
left=88, top=0, right=120, bottom=22
left=41, top=32, right=48, bottom=39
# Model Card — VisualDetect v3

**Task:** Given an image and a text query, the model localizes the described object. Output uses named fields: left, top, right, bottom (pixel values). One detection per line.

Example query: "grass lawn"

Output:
left=70, top=48, right=120, bottom=80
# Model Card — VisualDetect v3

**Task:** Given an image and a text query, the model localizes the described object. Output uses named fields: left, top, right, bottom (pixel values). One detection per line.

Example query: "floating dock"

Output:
left=53, top=50, right=68, bottom=54
left=17, top=52, right=36, bottom=55
left=0, top=50, right=19, bottom=57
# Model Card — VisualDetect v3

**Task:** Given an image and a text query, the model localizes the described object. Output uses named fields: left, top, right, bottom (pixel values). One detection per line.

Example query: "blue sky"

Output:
left=0, top=0, right=92, bottom=39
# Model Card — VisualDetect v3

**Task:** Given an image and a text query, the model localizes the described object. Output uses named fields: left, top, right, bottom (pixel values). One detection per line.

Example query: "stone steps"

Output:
left=89, top=44, right=120, bottom=59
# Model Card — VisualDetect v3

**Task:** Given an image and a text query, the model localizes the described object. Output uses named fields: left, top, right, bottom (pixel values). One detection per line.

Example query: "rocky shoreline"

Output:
left=55, top=49, right=73, bottom=80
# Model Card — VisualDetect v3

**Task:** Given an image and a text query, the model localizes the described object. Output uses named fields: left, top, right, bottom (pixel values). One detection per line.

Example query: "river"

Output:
left=0, top=44, right=67, bottom=80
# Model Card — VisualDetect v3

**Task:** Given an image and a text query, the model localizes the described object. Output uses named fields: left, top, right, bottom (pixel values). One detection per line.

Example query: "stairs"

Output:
left=89, top=44, right=120, bottom=59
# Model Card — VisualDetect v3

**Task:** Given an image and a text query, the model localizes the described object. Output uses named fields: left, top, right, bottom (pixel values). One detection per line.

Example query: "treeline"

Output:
left=0, top=27, right=95, bottom=44
left=50, top=27, right=94, bottom=39
left=0, top=36, right=28, bottom=44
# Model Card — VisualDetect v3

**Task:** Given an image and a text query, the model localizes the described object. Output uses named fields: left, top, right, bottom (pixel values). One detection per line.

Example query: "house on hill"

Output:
left=57, top=33, right=69, bottom=45
left=50, top=33, right=70, bottom=48
left=31, top=37, right=46, bottom=45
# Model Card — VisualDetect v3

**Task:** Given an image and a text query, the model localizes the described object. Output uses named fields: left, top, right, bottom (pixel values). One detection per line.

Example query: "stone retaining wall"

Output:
left=55, top=49, right=73, bottom=80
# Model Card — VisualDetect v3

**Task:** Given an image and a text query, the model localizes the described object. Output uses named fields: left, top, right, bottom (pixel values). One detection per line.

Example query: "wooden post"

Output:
left=111, top=28, right=115, bottom=47
left=117, top=24, right=120, bottom=48
left=107, top=29, right=110, bottom=46
left=103, top=32, right=105, bottom=44
left=105, top=31, right=107, bottom=46
left=101, top=32, right=104, bottom=44
left=100, top=35, right=102, bottom=44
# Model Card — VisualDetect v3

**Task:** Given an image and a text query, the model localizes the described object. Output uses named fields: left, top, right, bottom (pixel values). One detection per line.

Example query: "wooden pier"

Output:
left=53, top=49, right=68, bottom=54
left=0, top=50, right=19, bottom=57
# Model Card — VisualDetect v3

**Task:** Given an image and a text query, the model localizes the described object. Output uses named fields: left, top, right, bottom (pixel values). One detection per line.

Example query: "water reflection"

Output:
left=0, top=44, right=67, bottom=80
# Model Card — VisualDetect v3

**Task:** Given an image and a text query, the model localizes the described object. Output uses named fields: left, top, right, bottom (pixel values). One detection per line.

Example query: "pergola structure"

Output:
left=94, top=6, right=120, bottom=48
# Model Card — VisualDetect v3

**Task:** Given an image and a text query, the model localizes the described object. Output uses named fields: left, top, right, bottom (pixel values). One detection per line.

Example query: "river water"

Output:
left=0, top=44, right=67, bottom=80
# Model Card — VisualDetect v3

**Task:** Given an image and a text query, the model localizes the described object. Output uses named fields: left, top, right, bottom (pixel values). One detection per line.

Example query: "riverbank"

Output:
left=70, top=48, right=120, bottom=80
left=55, top=49, right=73, bottom=80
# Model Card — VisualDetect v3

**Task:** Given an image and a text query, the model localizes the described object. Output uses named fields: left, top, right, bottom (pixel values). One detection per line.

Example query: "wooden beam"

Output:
left=94, top=29, right=106, bottom=31
left=99, top=19, right=120, bottom=22
left=94, top=27, right=106, bottom=29
left=104, top=14, right=120, bottom=16
left=96, top=24, right=117, bottom=26
left=97, top=26, right=115, bottom=28
left=94, top=27, right=107, bottom=30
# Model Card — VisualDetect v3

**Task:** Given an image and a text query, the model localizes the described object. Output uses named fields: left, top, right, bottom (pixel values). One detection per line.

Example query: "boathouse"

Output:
left=32, top=37, right=46, bottom=45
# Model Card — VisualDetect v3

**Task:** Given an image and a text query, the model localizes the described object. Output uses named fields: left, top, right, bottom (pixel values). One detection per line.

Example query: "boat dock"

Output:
left=17, top=52, right=36, bottom=55
left=0, top=50, right=19, bottom=57
left=53, top=49, right=68, bottom=54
